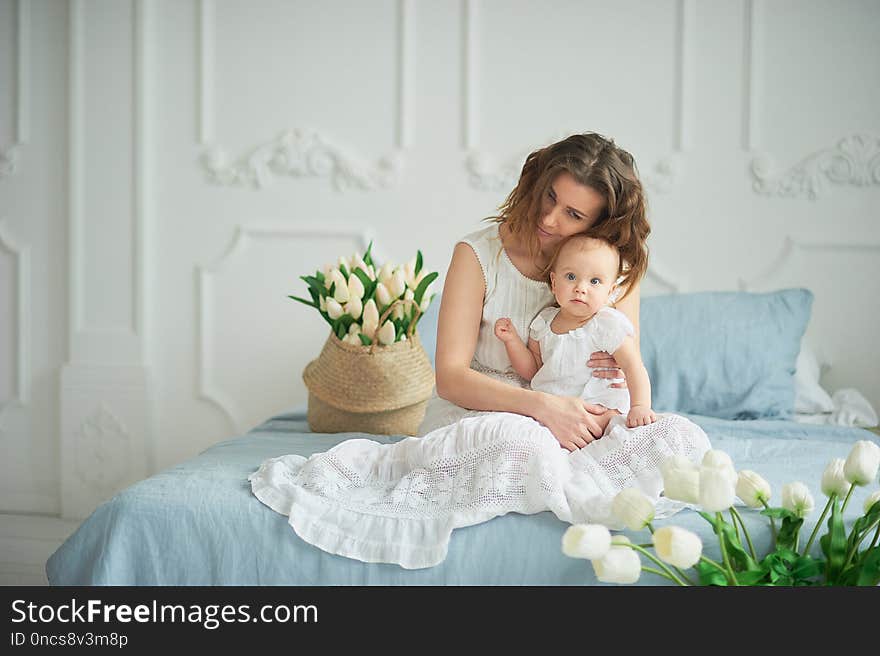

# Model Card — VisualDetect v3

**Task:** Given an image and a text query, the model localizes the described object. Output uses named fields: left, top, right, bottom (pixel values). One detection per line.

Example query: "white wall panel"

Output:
left=1, top=0, right=878, bottom=523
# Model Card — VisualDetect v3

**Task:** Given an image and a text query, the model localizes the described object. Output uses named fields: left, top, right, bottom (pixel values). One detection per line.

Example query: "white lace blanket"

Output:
left=249, top=413, right=711, bottom=569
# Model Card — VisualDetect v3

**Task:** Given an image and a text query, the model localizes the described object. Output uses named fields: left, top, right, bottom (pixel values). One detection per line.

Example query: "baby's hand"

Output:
left=494, top=318, right=519, bottom=343
left=626, top=405, right=657, bottom=428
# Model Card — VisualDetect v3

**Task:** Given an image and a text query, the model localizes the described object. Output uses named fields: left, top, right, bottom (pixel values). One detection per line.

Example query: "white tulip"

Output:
left=325, top=298, right=344, bottom=320
left=821, top=458, right=852, bottom=497
left=348, top=322, right=360, bottom=336
left=420, top=296, right=431, bottom=313
left=702, top=450, right=737, bottom=485
left=403, top=258, right=417, bottom=289
left=344, top=297, right=363, bottom=320
left=324, top=267, right=339, bottom=289
left=652, top=526, right=703, bottom=569
left=611, top=488, right=655, bottom=531
left=400, top=334, right=407, bottom=341
left=610, top=535, right=632, bottom=546
left=388, top=268, right=407, bottom=298
left=338, top=255, right=350, bottom=272
left=375, top=282, right=393, bottom=307
left=660, top=456, right=700, bottom=504
left=736, top=470, right=771, bottom=508
left=377, top=320, right=396, bottom=345
left=342, top=333, right=361, bottom=345
left=592, top=545, right=641, bottom=584
left=347, top=274, right=365, bottom=302
left=699, top=466, right=736, bottom=512
left=404, top=288, right=415, bottom=302
left=319, top=296, right=327, bottom=312
left=367, top=264, right=376, bottom=280
left=330, top=270, right=349, bottom=303
left=561, top=524, right=612, bottom=560
left=362, top=299, right=379, bottom=338
left=844, top=441, right=880, bottom=486
left=392, top=304, right=405, bottom=320
left=322, top=262, right=335, bottom=281
left=864, top=490, right=880, bottom=514
left=350, top=253, right=367, bottom=273
left=378, top=262, right=394, bottom=286
left=782, top=482, right=815, bottom=518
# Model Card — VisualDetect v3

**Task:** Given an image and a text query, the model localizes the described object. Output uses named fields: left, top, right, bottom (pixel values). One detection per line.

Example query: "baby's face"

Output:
left=550, top=242, right=619, bottom=318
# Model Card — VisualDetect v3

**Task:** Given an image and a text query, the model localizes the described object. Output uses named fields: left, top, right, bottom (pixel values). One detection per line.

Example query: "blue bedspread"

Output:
left=46, top=412, right=880, bottom=585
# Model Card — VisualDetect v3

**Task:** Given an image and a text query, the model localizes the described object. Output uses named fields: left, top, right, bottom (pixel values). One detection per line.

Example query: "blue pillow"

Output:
left=640, top=289, right=813, bottom=420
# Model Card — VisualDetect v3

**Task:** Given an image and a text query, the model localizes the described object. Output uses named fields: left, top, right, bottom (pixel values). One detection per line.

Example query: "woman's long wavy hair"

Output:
left=487, top=133, right=650, bottom=301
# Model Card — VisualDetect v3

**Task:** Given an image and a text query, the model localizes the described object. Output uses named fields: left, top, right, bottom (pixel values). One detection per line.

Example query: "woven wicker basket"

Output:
left=302, top=303, right=435, bottom=436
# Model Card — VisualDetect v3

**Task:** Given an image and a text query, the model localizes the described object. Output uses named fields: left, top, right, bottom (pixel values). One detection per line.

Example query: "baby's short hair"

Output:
left=544, top=233, right=622, bottom=279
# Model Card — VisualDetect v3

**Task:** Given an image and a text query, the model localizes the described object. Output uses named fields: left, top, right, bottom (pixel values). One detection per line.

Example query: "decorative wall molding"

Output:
left=744, top=2, right=879, bottom=199
left=0, top=0, right=31, bottom=179
left=74, top=403, right=132, bottom=491
left=462, top=0, right=693, bottom=193
left=738, top=236, right=880, bottom=291
left=201, top=129, right=404, bottom=191
left=0, top=219, right=31, bottom=427
left=751, top=134, right=880, bottom=199
left=197, top=0, right=412, bottom=190
left=196, top=225, right=372, bottom=434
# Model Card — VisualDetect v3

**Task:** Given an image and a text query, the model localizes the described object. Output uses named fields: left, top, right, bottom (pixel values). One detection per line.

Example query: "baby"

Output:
left=495, top=233, right=656, bottom=436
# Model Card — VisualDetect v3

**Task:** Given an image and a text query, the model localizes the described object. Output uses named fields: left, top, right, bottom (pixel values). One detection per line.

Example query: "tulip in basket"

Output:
left=290, top=242, right=438, bottom=436
left=562, top=440, right=880, bottom=586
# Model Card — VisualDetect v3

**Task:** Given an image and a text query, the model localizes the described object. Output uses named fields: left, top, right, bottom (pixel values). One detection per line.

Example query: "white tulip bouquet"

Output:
left=563, top=440, right=880, bottom=586
left=289, top=242, right=438, bottom=346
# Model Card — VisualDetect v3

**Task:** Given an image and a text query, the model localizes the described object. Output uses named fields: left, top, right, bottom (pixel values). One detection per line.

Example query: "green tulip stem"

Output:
left=628, top=544, right=688, bottom=586
left=716, top=512, right=739, bottom=586
left=647, top=522, right=655, bottom=535
left=699, top=555, right=727, bottom=573
left=729, top=509, right=740, bottom=541
left=760, top=500, right=777, bottom=543
left=803, top=494, right=834, bottom=557
left=843, top=517, right=880, bottom=571
left=729, top=506, right=757, bottom=561
left=870, top=522, right=880, bottom=551
left=641, top=566, right=678, bottom=583
left=672, top=565, right=697, bottom=586
left=841, top=485, right=856, bottom=514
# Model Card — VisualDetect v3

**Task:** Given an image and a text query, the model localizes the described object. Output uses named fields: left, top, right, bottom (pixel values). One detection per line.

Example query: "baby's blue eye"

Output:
left=590, top=278, right=601, bottom=285
left=565, top=273, right=576, bottom=281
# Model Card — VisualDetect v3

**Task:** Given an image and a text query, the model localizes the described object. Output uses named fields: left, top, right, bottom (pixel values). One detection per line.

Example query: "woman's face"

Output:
left=536, top=172, right=606, bottom=255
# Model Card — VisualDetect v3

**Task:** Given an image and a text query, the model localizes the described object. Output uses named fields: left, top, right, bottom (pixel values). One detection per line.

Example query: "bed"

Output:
left=46, top=288, right=880, bottom=585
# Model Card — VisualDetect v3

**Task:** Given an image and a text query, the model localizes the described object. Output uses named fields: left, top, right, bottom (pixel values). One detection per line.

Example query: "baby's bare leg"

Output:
left=592, top=406, right=621, bottom=437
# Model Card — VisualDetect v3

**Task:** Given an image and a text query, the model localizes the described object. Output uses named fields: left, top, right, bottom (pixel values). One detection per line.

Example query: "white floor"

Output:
left=0, top=514, right=82, bottom=585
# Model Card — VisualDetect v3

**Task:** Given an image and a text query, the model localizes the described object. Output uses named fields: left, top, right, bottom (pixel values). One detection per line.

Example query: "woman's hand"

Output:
left=588, top=351, right=627, bottom=389
left=533, top=393, right=608, bottom=452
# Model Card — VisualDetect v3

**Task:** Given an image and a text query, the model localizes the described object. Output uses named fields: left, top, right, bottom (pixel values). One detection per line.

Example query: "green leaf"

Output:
left=737, top=569, right=770, bottom=585
left=846, top=502, right=880, bottom=555
left=856, top=547, right=880, bottom=586
left=697, top=511, right=719, bottom=529
left=760, top=507, right=796, bottom=521
left=718, top=520, right=760, bottom=571
left=288, top=295, right=316, bottom=308
left=339, top=262, right=349, bottom=279
left=357, top=333, right=373, bottom=346
left=776, top=516, right=804, bottom=552
left=335, top=322, right=347, bottom=340
left=413, top=271, right=438, bottom=306
left=415, top=250, right=423, bottom=276
left=695, top=561, right=728, bottom=586
left=363, top=240, right=374, bottom=267
left=315, top=270, right=325, bottom=284
left=823, top=497, right=848, bottom=584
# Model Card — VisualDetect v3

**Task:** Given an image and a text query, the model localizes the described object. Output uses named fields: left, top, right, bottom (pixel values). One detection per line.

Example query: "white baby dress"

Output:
left=249, top=224, right=712, bottom=569
left=529, top=305, right=634, bottom=415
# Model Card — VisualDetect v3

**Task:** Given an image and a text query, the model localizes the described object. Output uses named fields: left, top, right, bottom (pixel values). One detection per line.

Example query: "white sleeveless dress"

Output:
left=249, top=223, right=712, bottom=569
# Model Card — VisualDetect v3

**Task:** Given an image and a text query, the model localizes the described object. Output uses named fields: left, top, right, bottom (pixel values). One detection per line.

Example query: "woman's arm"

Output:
left=434, top=242, right=603, bottom=449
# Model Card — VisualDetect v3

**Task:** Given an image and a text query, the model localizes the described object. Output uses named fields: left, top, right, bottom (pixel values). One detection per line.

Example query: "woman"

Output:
left=423, top=132, right=649, bottom=452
